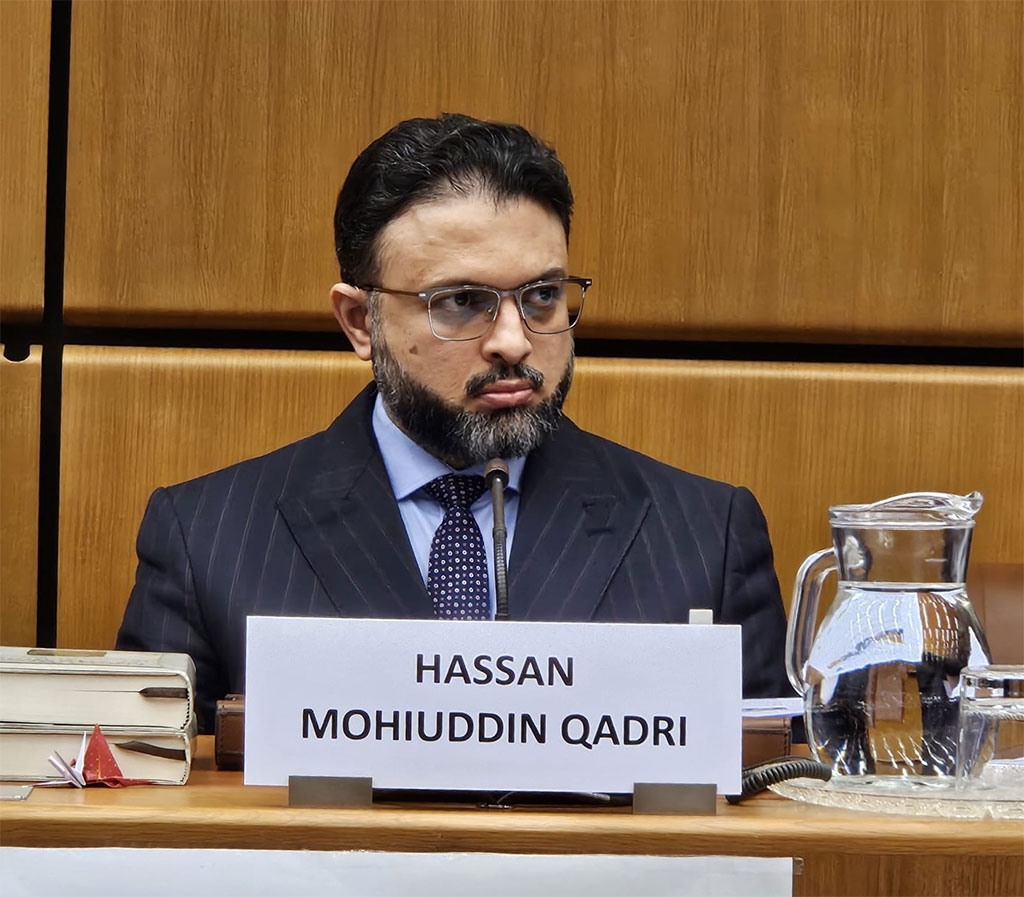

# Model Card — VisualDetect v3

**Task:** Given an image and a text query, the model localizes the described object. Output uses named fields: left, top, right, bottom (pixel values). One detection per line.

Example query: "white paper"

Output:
left=0, top=848, right=793, bottom=897
left=741, top=697, right=804, bottom=718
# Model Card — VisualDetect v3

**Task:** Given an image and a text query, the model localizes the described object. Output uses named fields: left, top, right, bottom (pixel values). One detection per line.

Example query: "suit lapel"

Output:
left=509, top=418, right=651, bottom=621
left=276, top=392, right=649, bottom=623
left=276, top=385, right=433, bottom=619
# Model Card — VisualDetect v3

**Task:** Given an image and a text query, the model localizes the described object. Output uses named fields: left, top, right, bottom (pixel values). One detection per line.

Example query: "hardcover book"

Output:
left=0, top=723, right=196, bottom=784
left=0, top=646, right=195, bottom=731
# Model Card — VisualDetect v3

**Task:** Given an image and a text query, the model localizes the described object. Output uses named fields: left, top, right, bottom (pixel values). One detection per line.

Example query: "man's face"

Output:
left=364, top=193, right=575, bottom=467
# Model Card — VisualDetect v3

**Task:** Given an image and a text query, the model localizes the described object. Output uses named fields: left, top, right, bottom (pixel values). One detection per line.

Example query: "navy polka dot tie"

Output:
left=424, top=474, right=490, bottom=620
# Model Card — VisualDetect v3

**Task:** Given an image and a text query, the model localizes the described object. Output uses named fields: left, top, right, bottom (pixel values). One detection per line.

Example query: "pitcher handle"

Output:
left=785, top=547, right=836, bottom=695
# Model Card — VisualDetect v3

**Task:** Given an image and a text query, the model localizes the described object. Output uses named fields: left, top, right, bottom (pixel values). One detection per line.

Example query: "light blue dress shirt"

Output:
left=371, top=394, right=525, bottom=619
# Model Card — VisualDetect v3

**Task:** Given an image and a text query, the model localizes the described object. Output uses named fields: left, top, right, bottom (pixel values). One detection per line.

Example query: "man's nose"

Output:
left=480, top=296, right=532, bottom=366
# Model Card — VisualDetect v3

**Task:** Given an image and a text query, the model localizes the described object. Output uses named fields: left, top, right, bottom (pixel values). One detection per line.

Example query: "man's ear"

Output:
left=330, top=283, right=373, bottom=361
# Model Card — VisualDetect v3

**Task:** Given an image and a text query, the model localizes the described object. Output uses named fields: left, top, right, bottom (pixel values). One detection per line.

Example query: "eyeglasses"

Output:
left=361, top=276, right=591, bottom=341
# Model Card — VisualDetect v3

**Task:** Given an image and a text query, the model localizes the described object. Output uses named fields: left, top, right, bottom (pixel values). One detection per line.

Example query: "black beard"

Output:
left=372, top=337, right=573, bottom=469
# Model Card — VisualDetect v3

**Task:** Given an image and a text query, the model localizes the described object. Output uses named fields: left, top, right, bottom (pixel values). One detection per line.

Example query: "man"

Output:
left=118, top=114, right=790, bottom=730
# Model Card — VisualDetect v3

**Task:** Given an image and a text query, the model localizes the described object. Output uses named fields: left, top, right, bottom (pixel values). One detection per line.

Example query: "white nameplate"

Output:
left=244, top=617, right=741, bottom=793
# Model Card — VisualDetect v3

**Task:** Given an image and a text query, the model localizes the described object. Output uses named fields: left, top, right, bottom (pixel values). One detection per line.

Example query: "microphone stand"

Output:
left=485, top=460, right=510, bottom=620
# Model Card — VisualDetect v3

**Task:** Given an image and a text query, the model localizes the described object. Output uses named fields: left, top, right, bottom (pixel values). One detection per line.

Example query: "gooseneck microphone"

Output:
left=485, top=459, right=510, bottom=620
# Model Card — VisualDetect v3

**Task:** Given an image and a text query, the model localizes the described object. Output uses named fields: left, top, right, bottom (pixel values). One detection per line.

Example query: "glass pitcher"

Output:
left=786, top=492, right=990, bottom=780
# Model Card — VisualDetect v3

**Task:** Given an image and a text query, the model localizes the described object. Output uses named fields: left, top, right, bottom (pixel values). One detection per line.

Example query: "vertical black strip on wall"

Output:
left=36, top=0, right=73, bottom=647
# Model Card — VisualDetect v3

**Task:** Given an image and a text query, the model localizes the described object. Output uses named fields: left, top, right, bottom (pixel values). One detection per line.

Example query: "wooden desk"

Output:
left=2, top=739, right=1021, bottom=897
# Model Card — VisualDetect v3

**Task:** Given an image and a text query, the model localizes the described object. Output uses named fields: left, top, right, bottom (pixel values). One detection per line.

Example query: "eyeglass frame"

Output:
left=358, top=276, right=592, bottom=342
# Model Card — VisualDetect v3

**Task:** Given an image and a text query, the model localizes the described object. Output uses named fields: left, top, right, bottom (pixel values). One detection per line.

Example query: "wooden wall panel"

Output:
left=968, top=564, right=1024, bottom=665
left=58, top=347, right=1023, bottom=651
left=1, top=347, right=41, bottom=646
left=58, top=347, right=373, bottom=649
left=564, top=359, right=1024, bottom=609
left=64, top=1, right=1022, bottom=345
left=0, top=2, right=49, bottom=322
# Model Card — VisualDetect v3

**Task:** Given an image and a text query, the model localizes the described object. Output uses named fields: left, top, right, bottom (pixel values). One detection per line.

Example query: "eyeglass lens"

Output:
left=428, top=281, right=584, bottom=339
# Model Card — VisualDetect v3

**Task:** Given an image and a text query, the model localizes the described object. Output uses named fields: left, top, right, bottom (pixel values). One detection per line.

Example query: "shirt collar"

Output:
left=372, top=393, right=525, bottom=501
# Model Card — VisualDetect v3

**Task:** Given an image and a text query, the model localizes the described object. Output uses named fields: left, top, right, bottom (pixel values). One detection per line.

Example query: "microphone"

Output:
left=485, top=459, right=510, bottom=621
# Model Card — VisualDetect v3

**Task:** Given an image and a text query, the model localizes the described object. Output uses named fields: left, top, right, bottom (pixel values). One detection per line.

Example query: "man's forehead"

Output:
left=382, top=190, right=552, bottom=238
left=373, top=192, right=568, bottom=288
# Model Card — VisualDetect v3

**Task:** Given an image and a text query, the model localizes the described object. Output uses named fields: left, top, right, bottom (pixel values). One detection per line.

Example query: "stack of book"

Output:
left=0, top=646, right=197, bottom=785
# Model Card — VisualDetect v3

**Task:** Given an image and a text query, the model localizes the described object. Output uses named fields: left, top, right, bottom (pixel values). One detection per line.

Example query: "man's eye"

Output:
left=434, top=290, right=493, bottom=314
left=524, top=283, right=563, bottom=308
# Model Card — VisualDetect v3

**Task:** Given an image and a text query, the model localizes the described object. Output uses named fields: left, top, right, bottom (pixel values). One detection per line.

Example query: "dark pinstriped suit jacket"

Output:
left=117, top=384, right=789, bottom=731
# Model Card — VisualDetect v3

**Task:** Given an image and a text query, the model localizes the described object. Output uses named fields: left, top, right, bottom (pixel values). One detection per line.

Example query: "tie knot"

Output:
left=424, top=474, right=487, bottom=511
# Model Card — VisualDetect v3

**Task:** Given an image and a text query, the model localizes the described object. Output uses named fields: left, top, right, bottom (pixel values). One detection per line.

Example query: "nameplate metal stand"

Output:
left=289, top=775, right=373, bottom=808
left=632, top=782, right=717, bottom=815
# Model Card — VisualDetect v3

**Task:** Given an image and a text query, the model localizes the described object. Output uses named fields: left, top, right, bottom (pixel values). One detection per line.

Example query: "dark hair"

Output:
left=333, top=113, right=574, bottom=284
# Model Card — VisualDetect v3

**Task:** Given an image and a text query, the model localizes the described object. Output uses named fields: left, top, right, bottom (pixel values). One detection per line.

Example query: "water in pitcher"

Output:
left=804, top=582, right=988, bottom=779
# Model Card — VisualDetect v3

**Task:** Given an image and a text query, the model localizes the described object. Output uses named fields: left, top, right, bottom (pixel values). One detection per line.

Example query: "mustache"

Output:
left=465, top=363, right=545, bottom=399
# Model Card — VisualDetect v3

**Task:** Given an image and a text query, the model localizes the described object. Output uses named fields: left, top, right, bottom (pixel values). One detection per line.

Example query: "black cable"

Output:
left=726, top=756, right=833, bottom=804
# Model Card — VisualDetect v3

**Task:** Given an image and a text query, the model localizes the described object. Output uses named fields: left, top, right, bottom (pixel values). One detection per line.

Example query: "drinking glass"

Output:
left=955, top=666, right=1024, bottom=799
